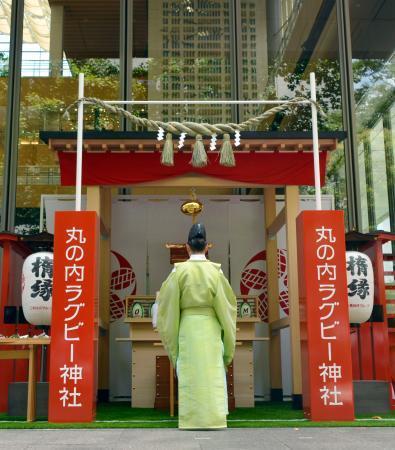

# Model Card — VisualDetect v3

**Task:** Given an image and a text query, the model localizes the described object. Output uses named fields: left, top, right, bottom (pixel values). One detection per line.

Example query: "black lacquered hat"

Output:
left=187, top=223, right=207, bottom=246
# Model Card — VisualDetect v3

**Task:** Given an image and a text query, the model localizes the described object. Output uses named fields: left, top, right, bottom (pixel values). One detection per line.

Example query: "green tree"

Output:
left=0, top=51, right=8, bottom=77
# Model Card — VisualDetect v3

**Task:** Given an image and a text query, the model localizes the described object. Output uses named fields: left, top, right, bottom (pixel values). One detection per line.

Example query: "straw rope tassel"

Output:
left=191, top=134, right=207, bottom=167
left=161, top=133, right=174, bottom=166
left=220, top=133, right=235, bottom=167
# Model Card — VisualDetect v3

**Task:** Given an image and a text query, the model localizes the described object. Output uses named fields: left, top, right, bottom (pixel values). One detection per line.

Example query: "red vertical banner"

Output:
left=49, top=211, right=99, bottom=422
left=297, top=210, right=354, bottom=421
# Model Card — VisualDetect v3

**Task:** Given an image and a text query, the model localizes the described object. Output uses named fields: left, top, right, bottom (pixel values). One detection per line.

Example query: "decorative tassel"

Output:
left=220, top=133, right=236, bottom=167
left=161, top=133, right=174, bottom=166
left=191, top=134, right=207, bottom=167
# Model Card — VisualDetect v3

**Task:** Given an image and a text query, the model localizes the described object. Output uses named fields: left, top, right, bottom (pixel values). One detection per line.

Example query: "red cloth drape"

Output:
left=58, top=151, right=328, bottom=186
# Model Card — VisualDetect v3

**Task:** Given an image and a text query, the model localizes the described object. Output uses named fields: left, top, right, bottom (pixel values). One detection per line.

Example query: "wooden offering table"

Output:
left=0, top=337, right=50, bottom=421
left=122, top=295, right=265, bottom=409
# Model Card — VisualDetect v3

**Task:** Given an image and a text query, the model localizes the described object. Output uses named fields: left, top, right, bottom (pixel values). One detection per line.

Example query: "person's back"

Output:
left=176, top=259, right=221, bottom=310
left=157, top=224, right=237, bottom=429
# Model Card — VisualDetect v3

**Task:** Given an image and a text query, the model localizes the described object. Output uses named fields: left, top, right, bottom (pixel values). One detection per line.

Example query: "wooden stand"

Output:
left=0, top=338, right=50, bottom=422
left=120, top=296, right=265, bottom=410
left=154, top=356, right=177, bottom=413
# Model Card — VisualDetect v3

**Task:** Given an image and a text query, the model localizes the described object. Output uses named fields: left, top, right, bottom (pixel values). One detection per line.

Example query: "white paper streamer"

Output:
left=234, top=130, right=241, bottom=147
left=178, top=132, right=186, bottom=149
left=210, top=134, right=217, bottom=151
left=157, top=127, right=165, bottom=141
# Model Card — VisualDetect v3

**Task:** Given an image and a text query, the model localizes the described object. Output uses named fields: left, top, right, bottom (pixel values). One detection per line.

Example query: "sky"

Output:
left=0, top=33, right=71, bottom=77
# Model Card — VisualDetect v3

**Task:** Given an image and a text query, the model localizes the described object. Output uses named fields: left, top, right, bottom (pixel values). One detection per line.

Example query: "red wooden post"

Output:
left=0, top=235, right=31, bottom=412
left=364, top=243, right=391, bottom=381
left=0, top=240, right=12, bottom=412
left=297, top=210, right=354, bottom=421
left=48, top=211, right=99, bottom=422
left=350, top=328, right=360, bottom=380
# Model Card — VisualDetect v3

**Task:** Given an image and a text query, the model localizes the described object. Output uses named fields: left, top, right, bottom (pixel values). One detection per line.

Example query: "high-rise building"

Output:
left=147, top=1, right=266, bottom=123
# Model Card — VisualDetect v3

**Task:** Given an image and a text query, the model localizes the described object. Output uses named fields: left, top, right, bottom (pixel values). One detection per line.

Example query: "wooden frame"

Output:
left=78, top=141, right=322, bottom=408
left=48, top=137, right=338, bottom=154
left=87, top=186, right=111, bottom=396
left=264, top=187, right=283, bottom=398
left=0, top=338, right=50, bottom=422
left=264, top=186, right=302, bottom=404
left=88, top=183, right=304, bottom=407
left=285, top=186, right=302, bottom=403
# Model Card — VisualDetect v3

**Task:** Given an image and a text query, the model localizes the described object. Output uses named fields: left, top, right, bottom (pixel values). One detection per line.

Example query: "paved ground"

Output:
left=0, top=428, right=394, bottom=450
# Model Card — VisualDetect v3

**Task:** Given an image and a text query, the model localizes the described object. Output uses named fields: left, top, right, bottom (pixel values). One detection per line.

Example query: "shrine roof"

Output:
left=40, top=130, right=346, bottom=153
left=41, top=130, right=345, bottom=187
left=0, top=232, right=31, bottom=256
left=0, top=231, right=54, bottom=253
left=346, top=230, right=395, bottom=244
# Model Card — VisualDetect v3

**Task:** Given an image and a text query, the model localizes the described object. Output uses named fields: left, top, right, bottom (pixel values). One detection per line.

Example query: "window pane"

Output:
left=263, top=0, right=345, bottom=211
left=132, top=0, right=232, bottom=123
left=351, top=0, right=395, bottom=233
left=0, top=3, right=10, bottom=224
left=15, top=0, right=120, bottom=233
left=131, top=0, right=346, bottom=212
left=242, top=0, right=342, bottom=132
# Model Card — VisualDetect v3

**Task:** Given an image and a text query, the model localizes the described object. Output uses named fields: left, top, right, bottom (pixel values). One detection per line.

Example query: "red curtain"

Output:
left=58, top=151, right=328, bottom=186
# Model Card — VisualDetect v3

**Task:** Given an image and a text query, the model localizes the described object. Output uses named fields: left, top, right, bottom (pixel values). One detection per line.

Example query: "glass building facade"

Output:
left=0, top=0, right=393, bottom=237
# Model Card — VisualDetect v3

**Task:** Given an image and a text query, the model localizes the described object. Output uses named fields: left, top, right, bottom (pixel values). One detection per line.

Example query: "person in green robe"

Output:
left=157, top=223, right=237, bottom=430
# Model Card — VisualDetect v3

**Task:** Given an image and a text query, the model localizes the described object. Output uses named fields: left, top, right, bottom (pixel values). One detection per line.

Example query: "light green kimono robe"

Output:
left=157, top=258, right=237, bottom=429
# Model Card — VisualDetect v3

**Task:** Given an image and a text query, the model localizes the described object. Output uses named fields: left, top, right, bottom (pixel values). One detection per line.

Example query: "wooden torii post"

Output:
left=264, top=186, right=302, bottom=407
left=86, top=186, right=112, bottom=401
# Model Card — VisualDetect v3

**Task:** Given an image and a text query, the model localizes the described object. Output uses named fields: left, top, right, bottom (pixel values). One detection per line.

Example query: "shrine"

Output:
left=38, top=121, right=351, bottom=420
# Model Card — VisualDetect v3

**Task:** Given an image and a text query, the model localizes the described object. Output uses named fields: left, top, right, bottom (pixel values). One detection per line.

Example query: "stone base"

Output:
left=8, top=382, right=49, bottom=418
left=270, top=388, right=283, bottom=402
left=292, top=394, right=303, bottom=410
left=97, top=389, right=109, bottom=403
left=353, top=380, right=390, bottom=415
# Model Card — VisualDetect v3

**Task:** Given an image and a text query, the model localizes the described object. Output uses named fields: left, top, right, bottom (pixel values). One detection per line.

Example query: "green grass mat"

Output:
left=0, top=402, right=394, bottom=429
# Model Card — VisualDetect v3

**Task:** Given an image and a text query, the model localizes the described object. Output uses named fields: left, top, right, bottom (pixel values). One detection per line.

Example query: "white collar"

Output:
left=189, top=254, right=207, bottom=261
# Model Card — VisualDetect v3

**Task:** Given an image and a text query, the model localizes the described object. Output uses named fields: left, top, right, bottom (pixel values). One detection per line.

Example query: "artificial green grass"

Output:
left=0, top=402, right=394, bottom=429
